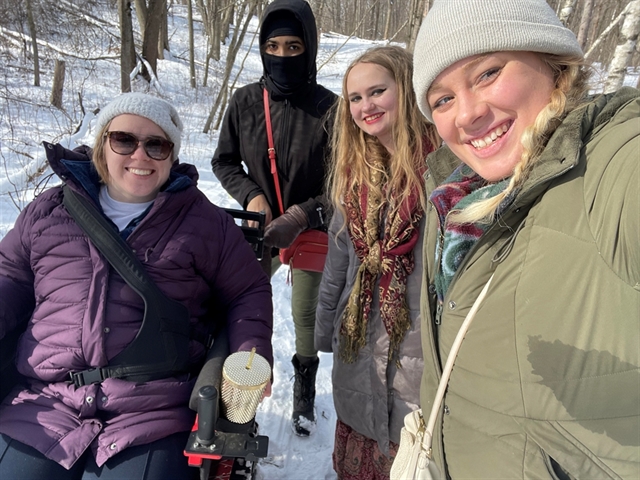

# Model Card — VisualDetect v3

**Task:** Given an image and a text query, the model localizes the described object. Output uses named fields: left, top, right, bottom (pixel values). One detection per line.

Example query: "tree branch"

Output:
left=584, top=2, right=632, bottom=60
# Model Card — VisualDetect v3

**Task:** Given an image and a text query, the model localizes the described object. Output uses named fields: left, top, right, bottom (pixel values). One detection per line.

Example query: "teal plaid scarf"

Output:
left=429, top=164, right=514, bottom=302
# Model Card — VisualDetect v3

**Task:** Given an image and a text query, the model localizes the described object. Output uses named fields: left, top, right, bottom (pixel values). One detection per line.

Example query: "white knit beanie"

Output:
left=95, top=92, right=183, bottom=159
left=413, top=0, right=584, bottom=122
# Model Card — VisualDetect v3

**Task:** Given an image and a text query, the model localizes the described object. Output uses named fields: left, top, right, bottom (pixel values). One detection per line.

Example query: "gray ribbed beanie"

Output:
left=95, top=92, right=183, bottom=159
left=413, top=0, right=583, bottom=122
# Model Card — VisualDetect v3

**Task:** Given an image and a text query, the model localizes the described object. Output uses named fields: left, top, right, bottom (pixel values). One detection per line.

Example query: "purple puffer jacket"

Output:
left=0, top=143, right=273, bottom=469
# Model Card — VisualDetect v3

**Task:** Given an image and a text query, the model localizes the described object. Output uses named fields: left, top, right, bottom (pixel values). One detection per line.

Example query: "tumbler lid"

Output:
left=222, top=349, right=271, bottom=391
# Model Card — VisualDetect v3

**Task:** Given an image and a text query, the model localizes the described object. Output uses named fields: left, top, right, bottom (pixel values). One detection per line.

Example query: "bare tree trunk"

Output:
left=350, top=0, right=358, bottom=38
left=383, top=0, right=392, bottom=39
left=188, top=0, right=196, bottom=88
left=119, top=0, right=136, bottom=92
left=204, top=0, right=260, bottom=133
left=141, top=0, right=165, bottom=79
left=558, top=0, right=578, bottom=26
left=157, top=0, right=169, bottom=59
left=577, top=0, right=595, bottom=48
left=585, top=2, right=632, bottom=60
left=316, top=0, right=325, bottom=33
left=372, top=2, right=380, bottom=39
left=224, top=2, right=233, bottom=40
left=50, top=59, right=65, bottom=109
left=406, top=0, right=417, bottom=45
left=202, top=0, right=227, bottom=86
left=214, top=0, right=229, bottom=59
left=134, top=0, right=148, bottom=38
left=333, top=0, right=342, bottom=33
left=360, top=0, right=367, bottom=38
left=586, top=0, right=603, bottom=47
left=604, top=0, right=640, bottom=93
left=424, top=2, right=431, bottom=17
left=195, top=0, right=209, bottom=32
left=25, top=0, right=40, bottom=86
left=203, top=42, right=214, bottom=87
left=407, top=0, right=420, bottom=44
left=407, top=0, right=428, bottom=53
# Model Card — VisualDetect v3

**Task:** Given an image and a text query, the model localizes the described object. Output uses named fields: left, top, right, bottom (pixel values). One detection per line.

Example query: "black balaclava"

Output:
left=260, top=10, right=310, bottom=97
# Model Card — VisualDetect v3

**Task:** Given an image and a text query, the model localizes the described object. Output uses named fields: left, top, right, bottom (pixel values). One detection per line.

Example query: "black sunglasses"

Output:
left=105, top=131, right=174, bottom=161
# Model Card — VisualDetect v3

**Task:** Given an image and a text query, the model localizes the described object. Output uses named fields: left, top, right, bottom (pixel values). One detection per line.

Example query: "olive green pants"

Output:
left=262, top=256, right=322, bottom=357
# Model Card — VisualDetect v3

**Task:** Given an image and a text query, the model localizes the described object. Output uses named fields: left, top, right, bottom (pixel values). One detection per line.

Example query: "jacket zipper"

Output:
left=426, top=200, right=446, bottom=479
left=279, top=99, right=291, bottom=181
left=432, top=200, right=446, bottom=326
left=435, top=303, right=444, bottom=325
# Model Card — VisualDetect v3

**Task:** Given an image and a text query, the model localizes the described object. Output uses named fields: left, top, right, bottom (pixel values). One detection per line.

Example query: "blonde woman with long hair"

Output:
left=315, top=46, right=448, bottom=480
left=407, top=0, right=639, bottom=478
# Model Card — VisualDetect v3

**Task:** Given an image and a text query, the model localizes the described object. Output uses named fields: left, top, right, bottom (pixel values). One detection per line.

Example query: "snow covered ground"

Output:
left=0, top=5, right=385, bottom=479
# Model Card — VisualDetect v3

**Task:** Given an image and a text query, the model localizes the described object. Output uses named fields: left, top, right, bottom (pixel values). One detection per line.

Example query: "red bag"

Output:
left=279, top=230, right=328, bottom=272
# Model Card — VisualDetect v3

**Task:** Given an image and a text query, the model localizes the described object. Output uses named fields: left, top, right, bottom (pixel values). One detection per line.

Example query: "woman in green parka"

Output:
left=409, top=0, right=639, bottom=478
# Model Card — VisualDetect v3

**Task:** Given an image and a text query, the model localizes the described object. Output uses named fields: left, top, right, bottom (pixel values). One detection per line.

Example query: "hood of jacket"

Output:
left=259, top=0, right=319, bottom=96
left=42, top=141, right=197, bottom=206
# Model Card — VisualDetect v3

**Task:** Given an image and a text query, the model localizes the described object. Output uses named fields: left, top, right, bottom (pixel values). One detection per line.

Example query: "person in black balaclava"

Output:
left=211, top=0, right=338, bottom=437
left=260, top=10, right=309, bottom=96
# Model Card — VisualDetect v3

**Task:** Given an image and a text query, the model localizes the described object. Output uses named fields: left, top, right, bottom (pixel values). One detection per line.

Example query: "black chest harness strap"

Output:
left=63, top=185, right=194, bottom=387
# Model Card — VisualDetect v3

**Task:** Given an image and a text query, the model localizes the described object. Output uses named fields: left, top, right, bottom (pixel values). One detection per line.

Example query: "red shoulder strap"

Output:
left=263, top=88, right=285, bottom=215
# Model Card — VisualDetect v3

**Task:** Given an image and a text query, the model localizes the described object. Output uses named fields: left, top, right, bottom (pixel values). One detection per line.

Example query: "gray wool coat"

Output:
left=315, top=207, right=425, bottom=457
left=315, top=156, right=458, bottom=456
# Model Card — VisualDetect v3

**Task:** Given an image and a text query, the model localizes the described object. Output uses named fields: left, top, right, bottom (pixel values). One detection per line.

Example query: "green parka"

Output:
left=420, top=87, right=639, bottom=479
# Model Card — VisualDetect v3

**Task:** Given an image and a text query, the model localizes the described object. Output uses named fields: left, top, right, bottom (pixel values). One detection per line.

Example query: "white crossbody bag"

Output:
left=390, top=274, right=495, bottom=480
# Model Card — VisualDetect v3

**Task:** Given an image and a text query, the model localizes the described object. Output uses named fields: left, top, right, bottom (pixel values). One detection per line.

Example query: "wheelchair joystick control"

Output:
left=196, top=386, right=218, bottom=446
left=184, top=349, right=270, bottom=475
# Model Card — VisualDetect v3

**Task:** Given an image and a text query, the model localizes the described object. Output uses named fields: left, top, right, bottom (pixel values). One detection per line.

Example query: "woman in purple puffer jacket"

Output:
left=0, top=93, right=273, bottom=479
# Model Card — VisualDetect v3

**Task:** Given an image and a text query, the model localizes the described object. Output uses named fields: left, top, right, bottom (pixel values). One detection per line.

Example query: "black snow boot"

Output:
left=291, top=354, right=319, bottom=437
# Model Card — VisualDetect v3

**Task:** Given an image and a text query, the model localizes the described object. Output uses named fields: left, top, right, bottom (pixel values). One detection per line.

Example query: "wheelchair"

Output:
left=0, top=208, right=269, bottom=480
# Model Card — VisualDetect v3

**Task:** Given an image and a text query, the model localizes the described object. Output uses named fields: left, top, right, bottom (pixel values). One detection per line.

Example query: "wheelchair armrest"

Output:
left=1, top=324, right=29, bottom=402
left=222, top=208, right=266, bottom=260
left=189, top=328, right=230, bottom=411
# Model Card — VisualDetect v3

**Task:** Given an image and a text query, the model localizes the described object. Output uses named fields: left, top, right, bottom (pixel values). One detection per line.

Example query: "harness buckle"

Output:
left=70, top=368, right=106, bottom=387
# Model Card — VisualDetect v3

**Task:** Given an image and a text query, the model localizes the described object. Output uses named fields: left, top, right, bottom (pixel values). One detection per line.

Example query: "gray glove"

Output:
left=263, top=204, right=308, bottom=249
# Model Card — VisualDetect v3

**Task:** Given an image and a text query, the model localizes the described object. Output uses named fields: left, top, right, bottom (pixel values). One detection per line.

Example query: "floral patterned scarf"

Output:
left=339, top=160, right=424, bottom=364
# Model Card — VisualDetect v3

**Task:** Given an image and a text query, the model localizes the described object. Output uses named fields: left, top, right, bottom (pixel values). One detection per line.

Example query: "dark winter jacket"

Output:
left=0, top=143, right=273, bottom=469
left=211, top=0, right=338, bottom=229
left=420, top=88, right=639, bottom=479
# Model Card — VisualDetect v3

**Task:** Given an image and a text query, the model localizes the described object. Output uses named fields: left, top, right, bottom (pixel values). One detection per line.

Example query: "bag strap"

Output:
left=263, top=87, right=285, bottom=216
left=423, top=274, right=495, bottom=450
left=62, top=185, right=165, bottom=300
left=62, top=185, right=193, bottom=385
